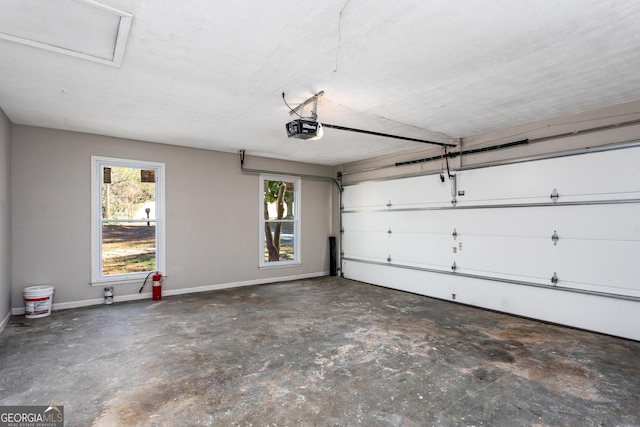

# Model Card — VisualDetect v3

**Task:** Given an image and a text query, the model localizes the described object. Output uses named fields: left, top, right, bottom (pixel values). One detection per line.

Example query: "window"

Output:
left=91, top=156, right=165, bottom=284
left=260, top=175, right=300, bottom=267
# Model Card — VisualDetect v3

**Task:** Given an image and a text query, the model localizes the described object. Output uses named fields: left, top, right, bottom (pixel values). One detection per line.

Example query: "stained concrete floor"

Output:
left=1, top=277, right=639, bottom=427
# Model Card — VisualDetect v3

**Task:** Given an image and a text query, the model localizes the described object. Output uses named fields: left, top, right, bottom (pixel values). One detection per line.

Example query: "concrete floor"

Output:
left=1, top=276, right=639, bottom=426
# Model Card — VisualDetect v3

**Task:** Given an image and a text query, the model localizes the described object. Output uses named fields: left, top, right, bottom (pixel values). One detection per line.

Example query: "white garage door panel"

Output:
left=548, top=204, right=640, bottom=241
left=455, top=205, right=638, bottom=244
left=454, top=235, right=555, bottom=280
left=343, top=231, right=388, bottom=262
left=388, top=210, right=458, bottom=234
left=456, top=167, right=552, bottom=205
left=553, top=240, right=640, bottom=296
left=453, top=237, right=640, bottom=297
left=389, top=233, right=453, bottom=268
left=343, top=175, right=452, bottom=209
left=386, top=175, right=451, bottom=207
left=341, top=182, right=389, bottom=209
left=343, top=259, right=457, bottom=299
left=386, top=203, right=640, bottom=242
left=342, top=211, right=388, bottom=232
left=457, top=146, right=640, bottom=205
left=342, top=144, right=640, bottom=340
left=446, top=208, right=559, bottom=239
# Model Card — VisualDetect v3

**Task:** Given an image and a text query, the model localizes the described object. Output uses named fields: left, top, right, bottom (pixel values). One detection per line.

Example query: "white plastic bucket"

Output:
left=24, top=285, right=55, bottom=319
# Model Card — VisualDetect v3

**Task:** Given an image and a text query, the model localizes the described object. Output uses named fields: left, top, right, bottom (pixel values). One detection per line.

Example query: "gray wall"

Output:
left=11, top=125, right=336, bottom=310
left=0, top=109, right=10, bottom=328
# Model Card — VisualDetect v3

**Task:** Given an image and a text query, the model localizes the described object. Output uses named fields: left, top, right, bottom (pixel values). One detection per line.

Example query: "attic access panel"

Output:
left=0, top=0, right=132, bottom=67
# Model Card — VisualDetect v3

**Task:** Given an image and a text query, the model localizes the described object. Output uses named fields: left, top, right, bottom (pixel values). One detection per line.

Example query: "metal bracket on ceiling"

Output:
left=238, top=149, right=245, bottom=168
left=288, top=91, right=325, bottom=120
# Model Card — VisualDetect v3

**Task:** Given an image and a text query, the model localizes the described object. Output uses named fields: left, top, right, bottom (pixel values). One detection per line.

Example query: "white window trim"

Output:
left=90, top=156, right=166, bottom=285
left=259, top=175, right=301, bottom=268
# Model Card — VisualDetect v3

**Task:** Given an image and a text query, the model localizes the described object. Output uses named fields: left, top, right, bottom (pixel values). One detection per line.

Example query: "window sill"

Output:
left=89, top=274, right=167, bottom=287
left=259, top=262, right=302, bottom=270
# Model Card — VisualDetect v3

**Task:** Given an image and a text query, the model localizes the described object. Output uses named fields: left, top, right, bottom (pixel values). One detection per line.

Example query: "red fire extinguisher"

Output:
left=152, top=272, right=162, bottom=301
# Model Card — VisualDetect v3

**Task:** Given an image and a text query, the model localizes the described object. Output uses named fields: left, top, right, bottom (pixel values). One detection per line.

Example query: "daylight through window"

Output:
left=92, top=157, right=165, bottom=283
left=260, top=176, right=300, bottom=266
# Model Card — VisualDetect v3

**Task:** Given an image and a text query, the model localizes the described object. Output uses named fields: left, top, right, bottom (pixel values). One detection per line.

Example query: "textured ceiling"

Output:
left=1, top=0, right=640, bottom=165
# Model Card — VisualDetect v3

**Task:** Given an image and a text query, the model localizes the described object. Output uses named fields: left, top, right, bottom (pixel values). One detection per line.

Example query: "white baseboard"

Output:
left=11, top=271, right=329, bottom=315
left=162, top=271, right=328, bottom=297
left=0, top=310, right=10, bottom=333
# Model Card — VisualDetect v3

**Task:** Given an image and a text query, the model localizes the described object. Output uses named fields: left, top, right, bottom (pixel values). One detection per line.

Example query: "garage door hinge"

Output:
left=387, top=228, right=392, bottom=236
left=387, top=255, right=392, bottom=263
left=387, top=200, right=392, bottom=208
left=452, top=228, right=457, bottom=240
left=551, top=272, right=558, bottom=286
left=451, top=261, right=457, bottom=272
left=551, top=230, right=559, bottom=245
left=550, top=188, right=559, bottom=204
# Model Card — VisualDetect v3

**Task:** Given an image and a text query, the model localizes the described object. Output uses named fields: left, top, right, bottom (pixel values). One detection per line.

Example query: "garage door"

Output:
left=341, top=144, right=640, bottom=341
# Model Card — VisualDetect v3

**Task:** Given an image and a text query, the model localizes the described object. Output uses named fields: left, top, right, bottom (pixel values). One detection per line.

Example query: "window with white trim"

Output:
left=260, top=175, right=300, bottom=267
left=91, top=156, right=165, bottom=284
